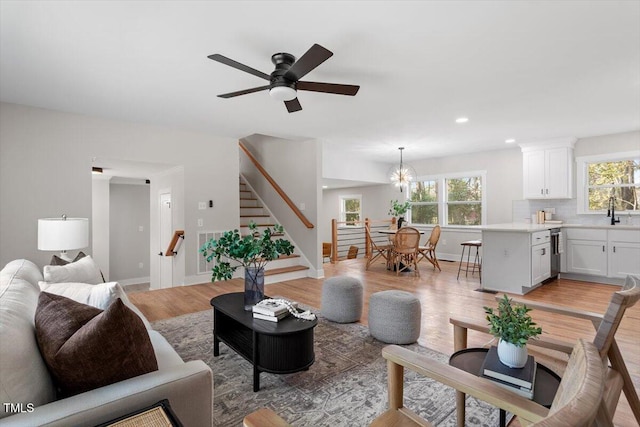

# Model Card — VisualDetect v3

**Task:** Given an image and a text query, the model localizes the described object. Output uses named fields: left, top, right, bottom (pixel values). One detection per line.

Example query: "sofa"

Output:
left=0, top=259, right=213, bottom=426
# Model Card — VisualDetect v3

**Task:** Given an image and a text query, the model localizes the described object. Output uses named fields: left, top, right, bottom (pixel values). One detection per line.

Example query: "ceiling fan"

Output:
left=208, top=43, right=360, bottom=113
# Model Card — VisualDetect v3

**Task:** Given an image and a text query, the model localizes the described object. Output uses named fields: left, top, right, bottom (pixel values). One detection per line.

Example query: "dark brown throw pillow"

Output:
left=34, top=292, right=158, bottom=397
left=50, top=251, right=87, bottom=266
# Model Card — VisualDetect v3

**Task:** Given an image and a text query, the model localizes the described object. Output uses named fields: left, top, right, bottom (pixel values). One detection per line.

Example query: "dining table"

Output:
left=377, top=228, right=425, bottom=271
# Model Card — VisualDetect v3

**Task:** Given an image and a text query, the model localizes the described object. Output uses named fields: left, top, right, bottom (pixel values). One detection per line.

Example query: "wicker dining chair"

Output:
left=392, top=227, right=421, bottom=276
left=417, top=225, right=441, bottom=271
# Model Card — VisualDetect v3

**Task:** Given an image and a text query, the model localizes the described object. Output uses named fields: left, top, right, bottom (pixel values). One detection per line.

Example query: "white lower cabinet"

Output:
left=565, top=228, right=640, bottom=279
left=531, top=242, right=551, bottom=285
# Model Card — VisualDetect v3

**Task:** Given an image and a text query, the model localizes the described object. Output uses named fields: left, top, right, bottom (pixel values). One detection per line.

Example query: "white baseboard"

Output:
left=118, top=276, right=150, bottom=287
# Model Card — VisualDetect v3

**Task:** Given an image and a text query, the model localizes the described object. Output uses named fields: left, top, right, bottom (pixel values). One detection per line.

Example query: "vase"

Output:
left=244, top=267, right=265, bottom=311
left=497, top=339, right=528, bottom=368
left=397, top=217, right=404, bottom=228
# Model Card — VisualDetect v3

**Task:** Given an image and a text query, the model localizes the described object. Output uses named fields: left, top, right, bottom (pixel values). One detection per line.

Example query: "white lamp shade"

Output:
left=269, top=86, right=297, bottom=101
left=38, top=218, right=89, bottom=251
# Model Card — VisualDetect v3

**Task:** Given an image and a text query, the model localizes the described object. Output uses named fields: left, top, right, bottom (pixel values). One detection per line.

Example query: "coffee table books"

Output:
left=252, top=299, right=298, bottom=317
left=252, top=311, right=290, bottom=322
left=480, top=346, right=536, bottom=399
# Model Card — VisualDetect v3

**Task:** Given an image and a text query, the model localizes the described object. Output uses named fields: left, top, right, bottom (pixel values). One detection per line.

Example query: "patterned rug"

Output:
left=152, top=308, right=507, bottom=427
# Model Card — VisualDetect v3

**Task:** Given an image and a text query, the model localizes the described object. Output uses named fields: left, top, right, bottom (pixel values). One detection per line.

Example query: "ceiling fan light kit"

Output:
left=208, top=43, right=359, bottom=113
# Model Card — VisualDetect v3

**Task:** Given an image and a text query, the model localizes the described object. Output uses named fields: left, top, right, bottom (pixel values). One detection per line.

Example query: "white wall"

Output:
left=0, top=102, right=239, bottom=282
left=91, top=176, right=110, bottom=279
left=240, top=134, right=321, bottom=273
left=109, top=183, right=150, bottom=282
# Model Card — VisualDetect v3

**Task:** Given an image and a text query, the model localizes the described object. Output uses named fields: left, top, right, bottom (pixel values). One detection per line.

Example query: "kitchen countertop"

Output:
left=481, top=223, right=640, bottom=232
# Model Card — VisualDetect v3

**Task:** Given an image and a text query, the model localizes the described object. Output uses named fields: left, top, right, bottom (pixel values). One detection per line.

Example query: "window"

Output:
left=577, top=152, right=640, bottom=214
left=409, top=171, right=485, bottom=226
left=340, top=195, right=361, bottom=225
left=446, top=176, right=482, bottom=225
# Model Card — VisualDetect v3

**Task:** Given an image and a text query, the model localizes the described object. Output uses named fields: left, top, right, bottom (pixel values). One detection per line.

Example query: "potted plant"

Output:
left=388, top=199, right=411, bottom=228
left=484, top=295, right=542, bottom=368
left=199, top=222, right=294, bottom=310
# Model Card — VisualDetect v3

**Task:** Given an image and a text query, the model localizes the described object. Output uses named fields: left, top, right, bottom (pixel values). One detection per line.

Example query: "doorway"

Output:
left=159, top=192, right=173, bottom=289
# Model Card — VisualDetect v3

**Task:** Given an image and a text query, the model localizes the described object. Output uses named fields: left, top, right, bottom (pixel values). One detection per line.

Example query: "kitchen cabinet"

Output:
left=521, top=139, right=575, bottom=199
left=565, top=228, right=640, bottom=279
left=481, top=227, right=551, bottom=295
left=608, top=230, right=640, bottom=279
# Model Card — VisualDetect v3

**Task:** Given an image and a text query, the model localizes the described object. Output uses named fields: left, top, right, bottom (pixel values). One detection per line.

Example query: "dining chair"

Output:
left=392, top=227, right=421, bottom=276
left=365, top=224, right=392, bottom=270
left=347, top=245, right=359, bottom=259
left=417, top=225, right=441, bottom=271
left=369, top=339, right=605, bottom=427
left=322, top=242, right=332, bottom=263
left=449, top=274, right=640, bottom=426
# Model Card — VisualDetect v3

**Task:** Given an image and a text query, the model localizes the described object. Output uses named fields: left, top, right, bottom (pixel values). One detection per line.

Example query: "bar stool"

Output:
left=457, top=240, right=482, bottom=282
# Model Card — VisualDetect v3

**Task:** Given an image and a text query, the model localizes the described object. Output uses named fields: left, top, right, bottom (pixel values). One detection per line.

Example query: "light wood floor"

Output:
left=129, top=258, right=640, bottom=426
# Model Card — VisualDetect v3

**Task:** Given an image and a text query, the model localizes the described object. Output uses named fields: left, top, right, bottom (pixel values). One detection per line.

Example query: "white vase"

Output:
left=497, top=339, right=528, bottom=368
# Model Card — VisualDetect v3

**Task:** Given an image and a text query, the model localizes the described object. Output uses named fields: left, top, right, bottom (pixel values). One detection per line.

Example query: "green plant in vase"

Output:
left=484, top=294, right=542, bottom=368
left=388, top=199, right=411, bottom=228
left=199, top=222, right=294, bottom=310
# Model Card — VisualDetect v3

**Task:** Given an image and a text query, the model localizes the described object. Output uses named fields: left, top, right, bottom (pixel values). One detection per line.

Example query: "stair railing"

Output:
left=239, top=141, right=314, bottom=229
left=329, top=218, right=395, bottom=263
left=165, top=230, right=184, bottom=256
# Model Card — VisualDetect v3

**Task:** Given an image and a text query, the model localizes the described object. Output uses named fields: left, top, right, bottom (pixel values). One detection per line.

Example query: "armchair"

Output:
left=370, top=339, right=604, bottom=426
left=449, top=274, right=640, bottom=426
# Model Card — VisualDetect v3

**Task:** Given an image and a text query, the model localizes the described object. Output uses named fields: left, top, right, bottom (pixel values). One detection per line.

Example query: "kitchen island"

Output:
left=481, top=223, right=558, bottom=295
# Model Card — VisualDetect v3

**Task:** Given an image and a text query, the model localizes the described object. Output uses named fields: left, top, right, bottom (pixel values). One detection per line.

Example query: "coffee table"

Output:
left=449, top=348, right=561, bottom=427
left=210, top=292, right=317, bottom=391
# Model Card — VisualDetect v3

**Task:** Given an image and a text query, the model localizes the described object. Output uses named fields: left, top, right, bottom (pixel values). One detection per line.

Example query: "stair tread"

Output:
left=265, top=265, right=309, bottom=276
left=240, top=214, right=270, bottom=217
left=241, top=232, right=284, bottom=237
left=241, top=223, right=276, bottom=227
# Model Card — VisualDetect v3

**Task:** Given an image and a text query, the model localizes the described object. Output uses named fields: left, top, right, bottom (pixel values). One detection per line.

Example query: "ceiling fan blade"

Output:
left=284, top=44, right=333, bottom=81
left=218, top=85, right=271, bottom=98
left=284, top=98, right=302, bottom=113
left=207, top=54, right=270, bottom=81
left=297, top=81, right=360, bottom=96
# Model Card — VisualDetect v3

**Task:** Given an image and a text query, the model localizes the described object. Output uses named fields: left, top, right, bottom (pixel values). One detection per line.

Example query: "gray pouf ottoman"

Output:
left=321, top=276, right=363, bottom=323
left=368, top=290, right=421, bottom=344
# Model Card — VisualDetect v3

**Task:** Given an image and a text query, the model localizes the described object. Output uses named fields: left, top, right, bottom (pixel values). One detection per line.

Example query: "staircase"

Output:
left=239, top=177, right=309, bottom=284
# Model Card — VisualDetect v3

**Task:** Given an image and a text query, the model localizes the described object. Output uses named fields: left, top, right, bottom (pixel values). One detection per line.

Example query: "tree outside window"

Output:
left=587, top=159, right=639, bottom=212
left=410, top=180, right=438, bottom=224
left=340, top=195, right=361, bottom=225
left=446, top=177, right=482, bottom=225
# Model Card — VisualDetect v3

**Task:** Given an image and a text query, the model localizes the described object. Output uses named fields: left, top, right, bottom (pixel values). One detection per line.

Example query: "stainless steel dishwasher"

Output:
left=549, top=228, right=561, bottom=280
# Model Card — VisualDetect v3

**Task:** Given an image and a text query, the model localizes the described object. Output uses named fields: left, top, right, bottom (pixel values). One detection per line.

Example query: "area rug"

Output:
left=153, top=308, right=507, bottom=427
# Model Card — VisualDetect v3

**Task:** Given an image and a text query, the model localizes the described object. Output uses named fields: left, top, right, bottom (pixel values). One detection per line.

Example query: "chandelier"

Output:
left=388, top=147, right=417, bottom=192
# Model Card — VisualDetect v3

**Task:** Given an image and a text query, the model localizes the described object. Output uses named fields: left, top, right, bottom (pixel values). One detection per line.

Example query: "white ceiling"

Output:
left=1, top=1, right=639, bottom=165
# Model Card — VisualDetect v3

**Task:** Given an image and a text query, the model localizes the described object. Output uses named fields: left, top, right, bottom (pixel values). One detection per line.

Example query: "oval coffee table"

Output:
left=210, top=292, right=317, bottom=391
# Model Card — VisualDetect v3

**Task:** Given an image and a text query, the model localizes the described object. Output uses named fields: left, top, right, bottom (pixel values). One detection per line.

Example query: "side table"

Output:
left=449, top=348, right=561, bottom=427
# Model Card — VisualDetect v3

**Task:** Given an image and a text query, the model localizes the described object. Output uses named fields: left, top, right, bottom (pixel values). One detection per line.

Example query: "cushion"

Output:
left=43, top=255, right=104, bottom=285
left=0, top=258, right=44, bottom=291
left=38, top=281, right=151, bottom=329
left=50, top=251, right=87, bottom=266
left=34, top=292, right=158, bottom=397
left=0, top=272, right=56, bottom=418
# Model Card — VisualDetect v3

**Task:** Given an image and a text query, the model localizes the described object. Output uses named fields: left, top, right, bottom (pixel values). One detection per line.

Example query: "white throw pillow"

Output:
left=42, top=255, right=103, bottom=285
left=38, top=281, right=151, bottom=329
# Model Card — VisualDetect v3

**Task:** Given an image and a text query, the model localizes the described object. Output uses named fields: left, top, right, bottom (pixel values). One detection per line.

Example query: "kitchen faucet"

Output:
left=607, top=196, right=620, bottom=225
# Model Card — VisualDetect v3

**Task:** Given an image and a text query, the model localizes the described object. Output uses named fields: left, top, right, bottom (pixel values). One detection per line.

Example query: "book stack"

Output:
left=252, top=299, right=298, bottom=322
left=480, top=346, right=536, bottom=399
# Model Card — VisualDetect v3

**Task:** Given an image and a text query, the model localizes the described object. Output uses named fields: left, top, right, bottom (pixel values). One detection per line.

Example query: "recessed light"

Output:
left=505, top=139, right=516, bottom=143
left=322, top=185, right=328, bottom=189
left=455, top=117, right=469, bottom=123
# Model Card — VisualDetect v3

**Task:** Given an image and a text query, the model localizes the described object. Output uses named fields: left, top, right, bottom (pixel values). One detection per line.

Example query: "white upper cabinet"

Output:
left=520, top=138, right=576, bottom=199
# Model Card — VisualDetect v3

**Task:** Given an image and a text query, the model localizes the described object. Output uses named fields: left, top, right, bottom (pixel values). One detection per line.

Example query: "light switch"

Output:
left=138, top=225, right=144, bottom=232
left=198, top=202, right=206, bottom=210
left=198, top=218, right=203, bottom=227
left=300, top=202, right=305, bottom=211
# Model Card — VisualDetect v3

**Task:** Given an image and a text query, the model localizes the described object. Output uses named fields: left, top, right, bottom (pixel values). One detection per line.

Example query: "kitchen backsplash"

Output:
left=512, top=199, right=640, bottom=226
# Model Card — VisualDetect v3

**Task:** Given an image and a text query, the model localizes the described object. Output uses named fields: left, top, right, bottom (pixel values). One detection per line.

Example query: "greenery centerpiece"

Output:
left=484, top=295, right=542, bottom=368
left=199, top=222, right=294, bottom=310
left=388, top=199, right=411, bottom=228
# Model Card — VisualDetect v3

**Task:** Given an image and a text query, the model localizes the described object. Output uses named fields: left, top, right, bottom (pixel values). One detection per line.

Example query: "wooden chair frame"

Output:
left=392, top=227, right=421, bottom=276
left=449, top=275, right=640, bottom=426
left=365, top=224, right=392, bottom=270
left=370, top=339, right=604, bottom=427
left=417, top=225, right=441, bottom=271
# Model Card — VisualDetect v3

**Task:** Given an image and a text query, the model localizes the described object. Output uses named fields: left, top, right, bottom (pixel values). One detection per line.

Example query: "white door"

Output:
left=523, top=150, right=546, bottom=199
left=545, top=148, right=570, bottom=198
left=160, top=193, right=173, bottom=288
left=608, top=242, right=640, bottom=279
left=566, top=240, right=607, bottom=276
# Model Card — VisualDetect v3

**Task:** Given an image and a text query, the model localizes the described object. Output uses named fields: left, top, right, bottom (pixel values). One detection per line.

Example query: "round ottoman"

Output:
left=321, top=276, right=363, bottom=323
left=368, top=290, right=421, bottom=344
